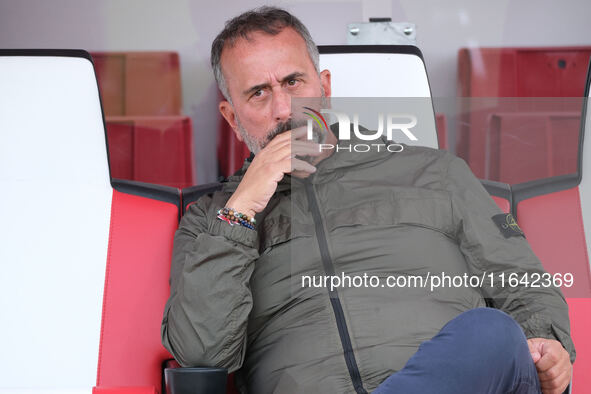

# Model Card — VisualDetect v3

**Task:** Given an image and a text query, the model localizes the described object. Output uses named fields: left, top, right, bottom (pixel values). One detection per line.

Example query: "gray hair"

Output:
left=210, top=6, right=320, bottom=103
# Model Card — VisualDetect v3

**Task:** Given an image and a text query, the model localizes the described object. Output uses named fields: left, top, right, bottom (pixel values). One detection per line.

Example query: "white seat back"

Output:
left=0, top=50, right=111, bottom=392
left=319, top=46, right=438, bottom=148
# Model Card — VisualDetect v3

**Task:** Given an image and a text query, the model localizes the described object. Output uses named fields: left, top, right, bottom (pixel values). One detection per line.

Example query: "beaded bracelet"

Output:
left=217, top=207, right=256, bottom=230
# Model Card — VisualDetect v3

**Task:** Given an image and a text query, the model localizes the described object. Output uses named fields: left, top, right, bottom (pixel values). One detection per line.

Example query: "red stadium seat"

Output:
left=95, top=180, right=181, bottom=394
left=516, top=186, right=591, bottom=297
left=511, top=60, right=591, bottom=392
left=106, top=116, right=195, bottom=188
left=92, top=52, right=182, bottom=117
left=486, top=111, right=580, bottom=184
left=0, top=50, right=183, bottom=393
left=458, top=47, right=591, bottom=98
left=436, top=113, right=448, bottom=150
left=93, top=52, right=194, bottom=190
left=515, top=185, right=591, bottom=393
left=457, top=46, right=591, bottom=180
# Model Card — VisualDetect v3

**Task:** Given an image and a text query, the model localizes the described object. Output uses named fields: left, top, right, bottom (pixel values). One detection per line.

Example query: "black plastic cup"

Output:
left=164, top=367, right=228, bottom=394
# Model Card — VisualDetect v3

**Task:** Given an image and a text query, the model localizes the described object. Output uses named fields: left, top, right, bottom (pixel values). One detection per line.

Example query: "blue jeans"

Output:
left=374, top=307, right=541, bottom=394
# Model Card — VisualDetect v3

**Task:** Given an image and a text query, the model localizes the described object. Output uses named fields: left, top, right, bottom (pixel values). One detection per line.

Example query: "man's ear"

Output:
left=219, top=99, right=243, bottom=142
left=320, top=69, right=331, bottom=97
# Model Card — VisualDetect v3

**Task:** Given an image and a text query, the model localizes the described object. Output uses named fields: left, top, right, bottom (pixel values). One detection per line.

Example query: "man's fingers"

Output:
left=527, top=339, right=538, bottom=353
left=271, top=126, right=308, bottom=144
left=528, top=340, right=542, bottom=364
left=538, top=361, right=569, bottom=382
left=532, top=340, right=571, bottom=394
left=291, top=157, right=317, bottom=173
left=261, top=128, right=297, bottom=151
left=539, top=368, right=570, bottom=394
left=263, top=128, right=317, bottom=156
left=273, top=141, right=322, bottom=162
left=291, top=140, right=323, bottom=156
left=534, top=343, right=560, bottom=372
left=262, top=136, right=299, bottom=157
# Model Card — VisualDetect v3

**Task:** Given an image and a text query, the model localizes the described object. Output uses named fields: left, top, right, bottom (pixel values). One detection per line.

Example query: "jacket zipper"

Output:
left=304, top=179, right=368, bottom=394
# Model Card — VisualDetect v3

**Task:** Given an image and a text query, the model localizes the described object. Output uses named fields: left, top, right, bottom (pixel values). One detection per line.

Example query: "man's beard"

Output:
left=234, top=91, right=328, bottom=162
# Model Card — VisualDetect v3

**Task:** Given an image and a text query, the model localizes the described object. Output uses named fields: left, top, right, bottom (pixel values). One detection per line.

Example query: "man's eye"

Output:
left=288, top=79, right=298, bottom=86
left=253, top=89, right=263, bottom=97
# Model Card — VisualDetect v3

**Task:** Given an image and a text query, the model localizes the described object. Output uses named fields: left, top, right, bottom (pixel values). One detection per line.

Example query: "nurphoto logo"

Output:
left=303, top=106, right=418, bottom=153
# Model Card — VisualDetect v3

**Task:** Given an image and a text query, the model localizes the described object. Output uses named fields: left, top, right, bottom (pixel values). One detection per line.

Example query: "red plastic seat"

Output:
left=486, top=111, right=580, bottom=184
left=91, top=52, right=182, bottom=117
left=436, top=113, right=447, bottom=150
left=515, top=186, right=591, bottom=393
left=106, top=116, right=195, bottom=188
left=511, top=61, right=591, bottom=392
left=1, top=50, right=181, bottom=393
left=457, top=46, right=591, bottom=180
left=95, top=180, right=180, bottom=394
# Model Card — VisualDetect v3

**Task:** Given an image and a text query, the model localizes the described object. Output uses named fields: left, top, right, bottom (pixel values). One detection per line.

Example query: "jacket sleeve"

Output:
left=442, top=153, right=576, bottom=364
left=161, top=193, right=260, bottom=372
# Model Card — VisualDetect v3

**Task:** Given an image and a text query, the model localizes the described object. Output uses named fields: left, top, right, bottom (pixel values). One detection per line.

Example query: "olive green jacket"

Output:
left=161, top=129, right=575, bottom=394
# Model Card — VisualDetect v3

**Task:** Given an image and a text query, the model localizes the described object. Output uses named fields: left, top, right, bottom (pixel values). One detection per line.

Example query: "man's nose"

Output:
left=271, top=89, right=291, bottom=123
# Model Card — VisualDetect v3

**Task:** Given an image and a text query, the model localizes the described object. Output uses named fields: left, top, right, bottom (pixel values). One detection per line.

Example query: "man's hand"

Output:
left=226, top=126, right=322, bottom=217
left=527, top=338, right=571, bottom=394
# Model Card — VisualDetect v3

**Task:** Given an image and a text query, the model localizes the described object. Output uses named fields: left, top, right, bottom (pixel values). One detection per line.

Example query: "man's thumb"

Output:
left=528, top=340, right=542, bottom=363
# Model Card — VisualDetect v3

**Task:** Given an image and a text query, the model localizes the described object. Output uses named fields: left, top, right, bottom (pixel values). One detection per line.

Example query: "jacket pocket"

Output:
left=324, top=187, right=455, bottom=238
left=259, top=213, right=314, bottom=254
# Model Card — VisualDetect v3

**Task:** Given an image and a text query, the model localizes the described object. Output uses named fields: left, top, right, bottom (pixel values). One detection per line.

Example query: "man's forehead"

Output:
left=220, top=27, right=312, bottom=86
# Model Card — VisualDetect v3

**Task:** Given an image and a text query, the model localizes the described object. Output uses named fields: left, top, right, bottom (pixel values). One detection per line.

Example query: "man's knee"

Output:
left=448, top=308, right=527, bottom=352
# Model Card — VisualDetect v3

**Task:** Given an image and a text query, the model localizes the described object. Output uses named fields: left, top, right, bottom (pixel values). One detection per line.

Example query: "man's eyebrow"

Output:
left=242, top=72, right=307, bottom=97
left=281, top=72, right=306, bottom=83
